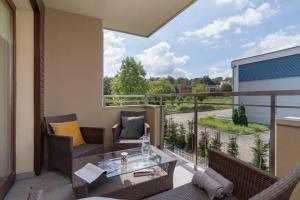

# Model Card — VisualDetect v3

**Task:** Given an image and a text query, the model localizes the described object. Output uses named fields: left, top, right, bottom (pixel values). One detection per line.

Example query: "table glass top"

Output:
left=93, top=147, right=168, bottom=178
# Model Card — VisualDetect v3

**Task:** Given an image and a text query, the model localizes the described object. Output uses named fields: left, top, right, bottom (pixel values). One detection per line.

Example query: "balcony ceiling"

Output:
left=43, top=0, right=195, bottom=37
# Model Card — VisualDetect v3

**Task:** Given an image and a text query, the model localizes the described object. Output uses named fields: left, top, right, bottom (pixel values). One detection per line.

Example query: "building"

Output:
left=206, top=84, right=218, bottom=92
left=232, top=46, right=300, bottom=125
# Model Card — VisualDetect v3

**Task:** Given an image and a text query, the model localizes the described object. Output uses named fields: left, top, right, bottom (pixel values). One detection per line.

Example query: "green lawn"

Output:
left=198, top=116, right=269, bottom=134
left=165, top=97, right=232, bottom=114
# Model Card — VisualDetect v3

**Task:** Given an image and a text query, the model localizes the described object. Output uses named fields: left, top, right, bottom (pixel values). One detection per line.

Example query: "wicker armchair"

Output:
left=147, top=149, right=300, bottom=200
left=44, top=113, right=105, bottom=179
left=112, top=110, right=150, bottom=151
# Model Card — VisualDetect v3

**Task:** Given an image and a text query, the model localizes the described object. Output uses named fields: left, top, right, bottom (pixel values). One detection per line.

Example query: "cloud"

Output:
left=241, top=41, right=255, bottom=48
left=135, top=42, right=191, bottom=78
left=209, top=67, right=232, bottom=78
left=215, top=0, right=254, bottom=8
left=180, top=3, right=277, bottom=41
left=235, top=27, right=242, bottom=34
left=243, top=30, right=300, bottom=56
left=103, top=30, right=126, bottom=77
left=207, top=58, right=233, bottom=78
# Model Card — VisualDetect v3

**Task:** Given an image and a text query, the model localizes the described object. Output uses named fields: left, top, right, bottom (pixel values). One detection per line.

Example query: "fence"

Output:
left=104, top=90, right=300, bottom=174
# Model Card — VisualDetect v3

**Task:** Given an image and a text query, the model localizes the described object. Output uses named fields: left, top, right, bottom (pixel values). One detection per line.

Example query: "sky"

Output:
left=104, top=0, right=300, bottom=79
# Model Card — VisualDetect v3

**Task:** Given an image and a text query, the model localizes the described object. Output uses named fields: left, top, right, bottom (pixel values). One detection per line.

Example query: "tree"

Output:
left=238, top=104, right=248, bottom=126
left=192, top=83, right=208, bottom=93
left=104, top=76, right=113, bottom=95
left=176, top=77, right=190, bottom=85
left=209, top=131, right=222, bottom=151
left=111, top=57, right=149, bottom=95
left=227, top=136, right=239, bottom=158
left=148, top=80, right=176, bottom=94
left=166, top=76, right=176, bottom=84
left=176, top=124, right=187, bottom=149
left=203, top=75, right=215, bottom=85
left=191, top=77, right=204, bottom=85
left=212, top=77, right=223, bottom=85
left=199, top=129, right=209, bottom=157
left=251, top=134, right=269, bottom=170
left=221, top=83, right=232, bottom=92
left=192, top=83, right=208, bottom=102
left=224, top=77, right=232, bottom=82
left=186, top=120, right=194, bottom=152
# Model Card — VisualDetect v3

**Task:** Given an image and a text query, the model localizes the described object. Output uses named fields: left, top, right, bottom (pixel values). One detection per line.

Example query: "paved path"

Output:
left=167, top=109, right=232, bottom=124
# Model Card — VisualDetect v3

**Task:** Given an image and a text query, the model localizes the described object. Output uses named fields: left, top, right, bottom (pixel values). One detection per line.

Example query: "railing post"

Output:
left=270, top=95, right=276, bottom=174
left=159, top=96, right=165, bottom=149
left=193, top=96, right=198, bottom=170
left=144, top=95, right=148, bottom=105
left=103, top=95, right=106, bottom=106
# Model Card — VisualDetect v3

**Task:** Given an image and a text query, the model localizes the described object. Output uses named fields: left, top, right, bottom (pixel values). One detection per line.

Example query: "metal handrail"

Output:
left=104, top=90, right=300, bottom=174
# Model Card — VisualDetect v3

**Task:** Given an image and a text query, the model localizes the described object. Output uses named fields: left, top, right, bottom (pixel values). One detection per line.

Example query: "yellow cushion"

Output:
left=50, top=120, right=85, bottom=146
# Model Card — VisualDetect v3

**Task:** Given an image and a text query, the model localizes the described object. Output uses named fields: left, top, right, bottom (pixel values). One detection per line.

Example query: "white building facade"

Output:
left=232, top=46, right=300, bottom=125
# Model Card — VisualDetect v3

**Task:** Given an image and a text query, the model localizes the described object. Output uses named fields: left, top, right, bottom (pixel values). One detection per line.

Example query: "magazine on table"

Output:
left=74, top=162, right=119, bottom=183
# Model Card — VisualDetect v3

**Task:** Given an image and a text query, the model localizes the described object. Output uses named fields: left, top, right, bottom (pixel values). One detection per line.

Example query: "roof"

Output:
left=232, top=46, right=300, bottom=68
left=43, top=0, right=196, bottom=37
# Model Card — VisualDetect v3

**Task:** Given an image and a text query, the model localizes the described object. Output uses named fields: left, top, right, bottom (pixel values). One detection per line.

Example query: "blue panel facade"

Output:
left=239, top=54, right=300, bottom=82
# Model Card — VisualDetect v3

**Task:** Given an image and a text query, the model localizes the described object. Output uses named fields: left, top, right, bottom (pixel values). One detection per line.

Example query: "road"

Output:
left=167, top=109, right=232, bottom=124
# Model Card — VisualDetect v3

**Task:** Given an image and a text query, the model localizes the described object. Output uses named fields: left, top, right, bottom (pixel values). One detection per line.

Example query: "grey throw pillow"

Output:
left=120, top=116, right=144, bottom=139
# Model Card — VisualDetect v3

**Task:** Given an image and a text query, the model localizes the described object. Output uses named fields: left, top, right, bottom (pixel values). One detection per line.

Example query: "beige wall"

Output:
left=15, top=9, right=34, bottom=174
left=44, top=8, right=160, bottom=147
left=276, top=117, right=300, bottom=200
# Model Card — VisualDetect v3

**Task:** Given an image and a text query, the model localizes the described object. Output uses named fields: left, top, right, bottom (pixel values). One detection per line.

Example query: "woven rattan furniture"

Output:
left=112, top=110, right=150, bottom=151
left=147, top=149, right=300, bottom=200
left=72, top=146, right=176, bottom=199
left=44, top=113, right=105, bottom=179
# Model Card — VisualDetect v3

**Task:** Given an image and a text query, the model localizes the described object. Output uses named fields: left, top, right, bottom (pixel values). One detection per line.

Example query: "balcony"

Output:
left=2, top=0, right=300, bottom=199
left=5, top=90, right=300, bottom=199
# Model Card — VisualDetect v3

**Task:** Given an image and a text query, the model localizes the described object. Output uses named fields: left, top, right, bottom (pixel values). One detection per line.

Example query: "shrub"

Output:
left=199, top=129, right=209, bottom=157
left=209, top=130, right=222, bottom=151
left=232, top=108, right=239, bottom=125
left=169, top=119, right=178, bottom=146
left=227, top=136, right=239, bottom=158
left=232, top=104, right=248, bottom=126
left=238, top=104, right=248, bottom=126
left=164, top=117, right=178, bottom=146
left=176, top=124, right=186, bottom=149
left=251, top=134, right=269, bottom=170
left=186, top=120, right=194, bottom=152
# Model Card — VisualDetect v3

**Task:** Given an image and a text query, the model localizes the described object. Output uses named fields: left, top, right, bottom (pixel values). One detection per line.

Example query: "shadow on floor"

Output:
left=5, top=152, right=195, bottom=200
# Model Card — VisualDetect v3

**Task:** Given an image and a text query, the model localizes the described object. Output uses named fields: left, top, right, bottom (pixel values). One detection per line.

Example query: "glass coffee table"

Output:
left=72, top=146, right=177, bottom=199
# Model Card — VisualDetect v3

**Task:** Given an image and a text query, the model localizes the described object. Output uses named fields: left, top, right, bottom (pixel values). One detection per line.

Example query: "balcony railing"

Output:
left=104, top=90, right=300, bottom=174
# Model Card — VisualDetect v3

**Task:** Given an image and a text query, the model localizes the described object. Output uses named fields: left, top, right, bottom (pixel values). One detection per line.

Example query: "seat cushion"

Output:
left=144, top=183, right=238, bottom=200
left=73, top=144, right=104, bottom=158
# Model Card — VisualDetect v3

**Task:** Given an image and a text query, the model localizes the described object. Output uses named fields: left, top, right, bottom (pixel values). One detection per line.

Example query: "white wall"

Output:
left=232, top=47, right=300, bottom=125
left=238, top=77, right=300, bottom=124
left=15, top=9, right=34, bottom=174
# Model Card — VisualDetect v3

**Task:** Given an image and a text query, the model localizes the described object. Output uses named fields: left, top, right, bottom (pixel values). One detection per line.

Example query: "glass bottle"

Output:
left=141, top=134, right=150, bottom=159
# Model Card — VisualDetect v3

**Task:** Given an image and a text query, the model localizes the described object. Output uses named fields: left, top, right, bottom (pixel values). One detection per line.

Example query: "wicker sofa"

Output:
left=146, top=149, right=300, bottom=200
